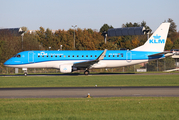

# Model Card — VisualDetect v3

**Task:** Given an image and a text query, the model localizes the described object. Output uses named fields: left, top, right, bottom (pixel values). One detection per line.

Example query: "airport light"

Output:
left=19, top=28, right=25, bottom=50
left=102, top=31, right=107, bottom=44
left=146, top=29, right=151, bottom=40
left=72, top=25, right=77, bottom=49
left=143, top=29, right=151, bottom=40
left=21, top=33, right=24, bottom=50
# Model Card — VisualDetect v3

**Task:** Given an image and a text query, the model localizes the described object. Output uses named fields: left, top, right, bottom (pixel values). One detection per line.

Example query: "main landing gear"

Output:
left=22, top=68, right=28, bottom=76
left=84, top=70, right=89, bottom=75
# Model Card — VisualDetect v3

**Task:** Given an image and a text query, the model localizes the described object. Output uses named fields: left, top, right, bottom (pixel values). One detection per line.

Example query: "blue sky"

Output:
left=0, top=0, right=179, bottom=32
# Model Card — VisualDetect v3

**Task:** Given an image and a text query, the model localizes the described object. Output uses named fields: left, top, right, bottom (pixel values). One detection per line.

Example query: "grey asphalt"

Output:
left=0, top=86, right=179, bottom=98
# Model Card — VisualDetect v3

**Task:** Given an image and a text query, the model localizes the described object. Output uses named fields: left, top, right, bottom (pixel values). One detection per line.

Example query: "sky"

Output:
left=0, top=0, right=179, bottom=32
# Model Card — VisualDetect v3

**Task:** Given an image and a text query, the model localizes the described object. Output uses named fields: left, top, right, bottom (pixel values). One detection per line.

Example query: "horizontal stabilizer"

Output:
left=148, top=51, right=173, bottom=57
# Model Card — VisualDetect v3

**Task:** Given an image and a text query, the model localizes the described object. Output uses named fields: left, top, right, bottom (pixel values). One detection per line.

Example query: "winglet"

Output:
left=97, top=49, right=107, bottom=61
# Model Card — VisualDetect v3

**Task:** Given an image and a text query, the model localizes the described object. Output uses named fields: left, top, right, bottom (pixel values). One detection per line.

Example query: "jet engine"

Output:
left=59, top=65, right=77, bottom=73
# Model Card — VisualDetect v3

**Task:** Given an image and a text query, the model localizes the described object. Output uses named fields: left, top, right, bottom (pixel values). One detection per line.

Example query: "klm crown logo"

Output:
left=63, top=68, right=67, bottom=71
left=149, top=34, right=165, bottom=44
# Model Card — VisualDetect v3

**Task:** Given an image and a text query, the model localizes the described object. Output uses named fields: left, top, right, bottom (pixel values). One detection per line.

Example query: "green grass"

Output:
left=0, top=97, right=179, bottom=120
left=0, top=74, right=179, bottom=88
left=0, top=75, right=179, bottom=120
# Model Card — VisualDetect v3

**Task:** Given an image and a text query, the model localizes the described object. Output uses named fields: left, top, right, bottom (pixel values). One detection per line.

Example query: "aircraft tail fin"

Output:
left=132, top=23, right=170, bottom=52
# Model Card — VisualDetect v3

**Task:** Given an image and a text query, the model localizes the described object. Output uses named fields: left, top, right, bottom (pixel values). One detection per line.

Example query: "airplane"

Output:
left=4, top=23, right=171, bottom=75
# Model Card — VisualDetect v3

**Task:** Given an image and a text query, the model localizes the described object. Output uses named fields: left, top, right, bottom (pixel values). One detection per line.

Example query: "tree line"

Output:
left=0, top=18, right=179, bottom=68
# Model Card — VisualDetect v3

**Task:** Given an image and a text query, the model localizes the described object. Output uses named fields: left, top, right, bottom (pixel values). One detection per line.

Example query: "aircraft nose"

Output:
left=4, top=60, right=11, bottom=66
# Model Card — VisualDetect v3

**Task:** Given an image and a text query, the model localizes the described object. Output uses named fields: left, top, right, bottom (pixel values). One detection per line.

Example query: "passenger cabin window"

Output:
left=72, top=55, right=74, bottom=57
left=82, top=55, right=84, bottom=57
left=55, top=55, right=57, bottom=57
left=60, top=55, right=61, bottom=57
left=121, top=53, right=123, bottom=57
left=117, top=55, right=119, bottom=57
left=68, top=55, right=70, bottom=57
left=42, top=55, right=44, bottom=57
left=77, top=55, right=79, bottom=57
left=108, top=55, right=110, bottom=57
left=38, top=55, right=40, bottom=57
left=90, top=55, right=92, bottom=57
left=51, top=55, right=53, bottom=57
left=95, top=55, right=97, bottom=57
left=86, top=55, right=88, bottom=57
left=47, top=55, right=48, bottom=57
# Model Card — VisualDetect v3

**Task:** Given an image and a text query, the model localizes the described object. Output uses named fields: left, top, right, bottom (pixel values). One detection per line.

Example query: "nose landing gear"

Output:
left=22, top=68, right=28, bottom=76
left=24, top=71, right=28, bottom=76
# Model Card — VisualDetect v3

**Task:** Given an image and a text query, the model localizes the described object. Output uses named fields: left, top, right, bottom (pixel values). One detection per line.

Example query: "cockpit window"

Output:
left=17, top=54, right=21, bottom=57
left=14, top=54, right=21, bottom=58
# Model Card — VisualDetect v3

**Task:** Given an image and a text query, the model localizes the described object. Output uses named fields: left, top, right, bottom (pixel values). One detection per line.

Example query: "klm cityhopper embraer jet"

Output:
left=4, top=23, right=170, bottom=75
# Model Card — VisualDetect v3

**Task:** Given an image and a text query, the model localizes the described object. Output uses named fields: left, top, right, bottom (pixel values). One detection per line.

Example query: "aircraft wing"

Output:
left=148, top=51, right=173, bottom=57
left=73, top=49, right=107, bottom=68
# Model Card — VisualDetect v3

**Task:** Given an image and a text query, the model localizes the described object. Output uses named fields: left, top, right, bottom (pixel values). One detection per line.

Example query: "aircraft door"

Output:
left=126, top=51, right=132, bottom=63
left=28, top=52, right=34, bottom=63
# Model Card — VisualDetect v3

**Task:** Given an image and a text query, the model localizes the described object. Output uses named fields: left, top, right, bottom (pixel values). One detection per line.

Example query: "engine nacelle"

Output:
left=59, top=65, right=72, bottom=73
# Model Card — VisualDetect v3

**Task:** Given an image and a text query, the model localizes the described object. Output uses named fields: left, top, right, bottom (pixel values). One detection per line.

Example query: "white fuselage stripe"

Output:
left=5, top=59, right=149, bottom=69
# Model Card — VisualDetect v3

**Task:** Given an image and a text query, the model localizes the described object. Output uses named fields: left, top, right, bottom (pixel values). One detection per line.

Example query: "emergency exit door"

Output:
left=28, top=52, right=34, bottom=63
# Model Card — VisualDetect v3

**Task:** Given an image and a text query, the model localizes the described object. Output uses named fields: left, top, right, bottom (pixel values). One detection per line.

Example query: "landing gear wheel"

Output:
left=84, top=70, right=89, bottom=75
left=24, top=72, right=27, bottom=76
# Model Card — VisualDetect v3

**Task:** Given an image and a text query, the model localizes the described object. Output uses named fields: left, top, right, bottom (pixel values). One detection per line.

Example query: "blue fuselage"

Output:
left=4, top=50, right=163, bottom=68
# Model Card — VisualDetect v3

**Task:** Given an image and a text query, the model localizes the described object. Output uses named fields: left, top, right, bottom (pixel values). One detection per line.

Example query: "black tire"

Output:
left=24, top=72, right=27, bottom=76
left=84, top=70, right=89, bottom=75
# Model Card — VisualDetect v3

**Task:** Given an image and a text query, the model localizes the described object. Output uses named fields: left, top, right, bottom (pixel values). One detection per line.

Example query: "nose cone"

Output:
left=4, top=59, right=11, bottom=66
left=4, top=57, right=15, bottom=66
